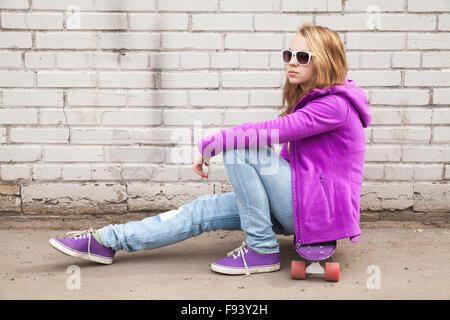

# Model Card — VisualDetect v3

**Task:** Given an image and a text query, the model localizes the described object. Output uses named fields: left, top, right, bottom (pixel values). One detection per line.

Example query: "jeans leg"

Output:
left=97, top=192, right=242, bottom=252
left=222, top=146, right=294, bottom=254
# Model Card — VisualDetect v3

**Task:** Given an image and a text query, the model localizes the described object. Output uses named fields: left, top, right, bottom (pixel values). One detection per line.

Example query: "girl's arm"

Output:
left=198, top=94, right=349, bottom=159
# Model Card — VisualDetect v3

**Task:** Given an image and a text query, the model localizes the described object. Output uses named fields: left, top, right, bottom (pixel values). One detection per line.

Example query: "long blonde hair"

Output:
left=278, top=23, right=348, bottom=117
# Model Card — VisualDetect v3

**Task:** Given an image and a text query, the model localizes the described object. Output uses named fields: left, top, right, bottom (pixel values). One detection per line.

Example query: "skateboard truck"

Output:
left=291, top=240, right=339, bottom=282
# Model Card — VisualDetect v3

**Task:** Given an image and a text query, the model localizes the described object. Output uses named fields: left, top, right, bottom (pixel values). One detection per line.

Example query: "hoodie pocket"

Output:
left=319, top=173, right=334, bottom=221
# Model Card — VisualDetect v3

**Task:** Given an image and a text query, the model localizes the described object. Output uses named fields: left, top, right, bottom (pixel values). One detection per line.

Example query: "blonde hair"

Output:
left=278, top=23, right=348, bottom=117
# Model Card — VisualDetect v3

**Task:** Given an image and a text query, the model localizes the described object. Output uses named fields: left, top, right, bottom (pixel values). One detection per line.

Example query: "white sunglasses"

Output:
left=281, top=49, right=314, bottom=65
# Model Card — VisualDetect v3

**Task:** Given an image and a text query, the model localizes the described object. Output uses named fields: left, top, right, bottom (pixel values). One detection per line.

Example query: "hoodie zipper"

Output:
left=320, top=173, right=333, bottom=216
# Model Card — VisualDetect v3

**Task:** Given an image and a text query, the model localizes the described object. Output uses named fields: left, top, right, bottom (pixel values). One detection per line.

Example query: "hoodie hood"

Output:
left=293, top=78, right=372, bottom=128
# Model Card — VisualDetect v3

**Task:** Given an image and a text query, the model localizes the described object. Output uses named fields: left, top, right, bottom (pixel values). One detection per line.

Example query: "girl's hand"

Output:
left=193, top=152, right=210, bottom=179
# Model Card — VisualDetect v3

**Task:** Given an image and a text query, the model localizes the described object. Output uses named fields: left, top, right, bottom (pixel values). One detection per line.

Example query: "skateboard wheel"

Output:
left=291, top=261, right=306, bottom=280
left=324, top=262, right=339, bottom=282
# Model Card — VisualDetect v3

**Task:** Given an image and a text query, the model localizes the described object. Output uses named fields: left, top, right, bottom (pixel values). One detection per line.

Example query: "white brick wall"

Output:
left=0, top=1, right=449, bottom=215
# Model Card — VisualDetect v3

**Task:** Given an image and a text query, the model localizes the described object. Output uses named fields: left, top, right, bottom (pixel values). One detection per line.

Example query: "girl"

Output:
left=49, top=23, right=371, bottom=276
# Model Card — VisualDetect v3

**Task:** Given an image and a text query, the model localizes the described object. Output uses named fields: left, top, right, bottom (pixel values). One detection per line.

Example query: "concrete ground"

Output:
left=0, top=214, right=449, bottom=300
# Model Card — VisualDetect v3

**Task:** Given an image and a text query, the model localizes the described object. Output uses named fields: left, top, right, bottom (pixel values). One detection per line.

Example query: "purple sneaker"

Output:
left=49, top=228, right=115, bottom=265
left=210, top=241, right=280, bottom=276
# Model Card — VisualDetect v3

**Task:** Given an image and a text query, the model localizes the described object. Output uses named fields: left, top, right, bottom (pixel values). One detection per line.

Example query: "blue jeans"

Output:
left=97, top=145, right=295, bottom=254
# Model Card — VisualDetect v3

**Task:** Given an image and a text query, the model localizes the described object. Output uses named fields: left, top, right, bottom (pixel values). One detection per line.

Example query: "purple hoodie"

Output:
left=198, top=78, right=371, bottom=245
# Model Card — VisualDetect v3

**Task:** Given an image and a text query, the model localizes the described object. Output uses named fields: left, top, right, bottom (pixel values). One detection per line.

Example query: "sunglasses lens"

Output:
left=296, top=51, right=310, bottom=64
left=282, top=50, right=292, bottom=63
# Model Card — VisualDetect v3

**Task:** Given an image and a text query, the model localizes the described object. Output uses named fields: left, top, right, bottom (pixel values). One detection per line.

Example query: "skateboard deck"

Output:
left=291, top=240, right=339, bottom=282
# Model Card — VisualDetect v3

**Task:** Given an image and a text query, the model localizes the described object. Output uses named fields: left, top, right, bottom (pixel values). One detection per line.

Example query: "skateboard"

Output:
left=291, top=240, right=339, bottom=282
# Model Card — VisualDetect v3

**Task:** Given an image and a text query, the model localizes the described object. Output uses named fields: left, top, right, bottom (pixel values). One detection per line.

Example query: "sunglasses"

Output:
left=281, top=49, right=314, bottom=65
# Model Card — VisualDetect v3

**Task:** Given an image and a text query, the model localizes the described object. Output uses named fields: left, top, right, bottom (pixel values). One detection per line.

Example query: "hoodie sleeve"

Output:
left=198, top=95, right=349, bottom=159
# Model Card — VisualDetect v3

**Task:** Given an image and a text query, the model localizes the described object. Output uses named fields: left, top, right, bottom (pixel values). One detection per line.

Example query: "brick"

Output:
left=39, top=109, right=102, bottom=125
left=71, top=128, right=132, bottom=145
left=98, top=71, right=156, bottom=88
left=166, top=147, right=195, bottom=164
left=422, top=52, right=450, bottom=68
left=180, top=52, right=210, bottom=69
left=414, top=183, right=450, bottom=212
left=408, top=33, right=450, bottom=50
left=403, top=147, right=450, bottom=162
left=68, top=90, right=126, bottom=106
left=149, top=52, right=180, bottom=69
left=0, top=51, right=22, bottom=68
left=151, top=165, right=180, bottom=181
left=91, top=164, right=121, bottom=181
left=56, top=52, right=89, bottom=69
left=75, top=13, right=127, bottom=30
left=25, top=52, right=56, bottom=69
left=255, top=14, right=313, bottom=31
left=163, top=110, right=221, bottom=126
left=359, top=52, right=390, bottom=69
left=362, top=184, right=413, bottom=211
left=120, top=53, right=148, bottom=69
left=162, top=33, right=222, bottom=50
left=1, top=12, right=63, bottom=30
left=192, top=14, right=252, bottom=31
left=62, top=165, right=91, bottom=181
left=365, top=146, right=402, bottom=162
left=405, top=71, right=450, bottom=87
left=414, top=165, right=443, bottom=181
left=211, top=53, right=239, bottom=69
left=225, top=33, right=283, bottom=50
left=0, top=71, right=34, bottom=87
left=102, top=110, right=162, bottom=125
left=408, top=0, right=450, bottom=12
left=99, top=33, right=160, bottom=50
left=433, top=127, right=450, bottom=142
left=36, top=32, right=97, bottom=49
left=0, top=0, right=29, bottom=9
left=282, top=0, right=341, bottom=12
left=370, top=89, right=429, bottom=105
left=132, top=128, right=191, bottom=145
left=372, top=127, right=430, bottom=143
left=95, top=0, right=156, bottom=11
left=127, top=182, right=213, bottom=211
left=128, top=90, right=188, bottom=107
left=106, top=147, right=165, bottom=163
left=0, top=128, right=6, bottom=144
left=157, top=0, right=217, bottom=11
left=347, top=70, right=401, bottom=86
left=344, top=0, right=404, bottom=12
left=377, top=14, right=436, bottom=31
left=21, top=183, right=127, bottom=214
left=32, top=164, right=62, bottom=181
left=433, top=89, right=450, bottom=104
left=402, top=109, right=433, bottom=125
left=43, top=146, right=103, bottom=162
left=438, top=14, right=450, bottom=30
left=0, top=32, right=32, bottom=48
left=385, top=165, right=414, bottom=181
left=222, top=71, right=281, bottom=88
left=0, top=165, right=32, bottom=181
left=0, top=146, right=41, bottom=162
left=224, top=109, right=279, bottom=125
left=347, top=33, right=405, bottom=50
left=0, top=109, right=38, bottom=125
left=130, top=13, right=188, bottom=30
left=3, top=89, right=63, bottom=107
left=240, top=52, right=270, bottom=69
left=122, top=165, right=152, bottom=180
left=90, top=52, right=118, bottom=69
left=37, top=71, right=96, bottom=88
left=432, top=108, right=450, bottom=124
left=316, top=14, right=370, bottom=31
left=190, top=90, right=248, bottom=107
left=160, top=71, right=219, bottom=88
left=10, top=128, right=69, bottom=143
left=392, top=52, right=421, bottom=68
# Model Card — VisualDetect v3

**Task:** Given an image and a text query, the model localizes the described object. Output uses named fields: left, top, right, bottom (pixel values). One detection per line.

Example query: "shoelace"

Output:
left=227, top=241, right=250, bottom=276
left=65, top=227, right=96, bottom=258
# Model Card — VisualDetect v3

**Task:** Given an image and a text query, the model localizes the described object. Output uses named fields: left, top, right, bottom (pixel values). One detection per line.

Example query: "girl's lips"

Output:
left=288, top=71, right=298, bottom=75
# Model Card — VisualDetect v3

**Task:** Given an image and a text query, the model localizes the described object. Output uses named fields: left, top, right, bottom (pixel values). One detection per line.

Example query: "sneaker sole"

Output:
left=48, top=238, right=113, bottom=265
left=210, top=263, right=280, bottom=275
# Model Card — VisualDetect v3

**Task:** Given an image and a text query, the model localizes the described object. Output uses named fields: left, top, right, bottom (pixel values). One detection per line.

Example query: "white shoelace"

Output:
left=227, top=241, right=250, bottom=276
left=65, top=227, right=96, bottom=258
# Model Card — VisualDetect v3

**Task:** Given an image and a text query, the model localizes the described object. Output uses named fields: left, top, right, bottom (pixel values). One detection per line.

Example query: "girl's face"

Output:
left=285, top=34, right=315, bottom=86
